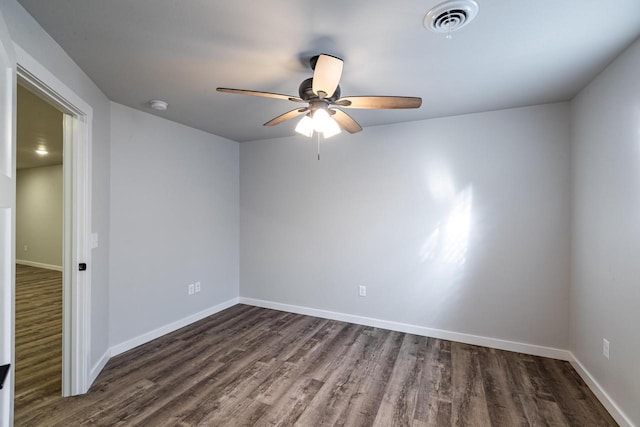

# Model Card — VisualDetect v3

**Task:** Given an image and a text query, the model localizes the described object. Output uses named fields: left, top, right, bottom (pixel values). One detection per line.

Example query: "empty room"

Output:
left=0, top=1, right=639, bottom=426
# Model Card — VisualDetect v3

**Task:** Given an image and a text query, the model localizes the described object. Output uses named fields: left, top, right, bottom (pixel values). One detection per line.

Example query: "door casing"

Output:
left=17, top=57, right=93, bottom=398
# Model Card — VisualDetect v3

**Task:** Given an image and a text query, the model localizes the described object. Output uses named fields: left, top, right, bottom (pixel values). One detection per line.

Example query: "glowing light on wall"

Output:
left=426, top=163, right=455, bottom=201
left=421, top=185, right=473, bottom=266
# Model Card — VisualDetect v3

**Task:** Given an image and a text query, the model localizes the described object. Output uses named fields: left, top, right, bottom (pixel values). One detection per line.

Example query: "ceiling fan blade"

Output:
left=330, top=108, right=363, bottom=134
left=263, top=107, right=309, bottom=127
left=312, top=54, right=343, bottom=99
left=217, top=87, right=304, bottom=103
left=335, top=96, right=422, bottom=109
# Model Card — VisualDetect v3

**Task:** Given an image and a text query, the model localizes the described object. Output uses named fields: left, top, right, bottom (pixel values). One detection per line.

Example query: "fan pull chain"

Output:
left=317, top=132, right=321, bottom=160
left=446, top=9, right=453, bottom=39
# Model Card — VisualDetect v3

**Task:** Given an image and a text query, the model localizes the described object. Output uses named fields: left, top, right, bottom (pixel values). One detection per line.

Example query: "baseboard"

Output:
left=16, top=259, right=62, bottom=272
left=89, top=348, right=111, bottom=389
left=110, top=297, right=239, bottom=357
left=238, top=297, right=572, bottom=361
left=570, top=354, right=635, bottom=427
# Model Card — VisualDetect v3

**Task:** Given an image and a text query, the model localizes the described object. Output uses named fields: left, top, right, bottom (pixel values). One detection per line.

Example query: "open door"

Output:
left=16, top=71, right=92, bottom=398
left=0, top=6, right=17, bottom=427
left=15, top=48, right=93, bottom=400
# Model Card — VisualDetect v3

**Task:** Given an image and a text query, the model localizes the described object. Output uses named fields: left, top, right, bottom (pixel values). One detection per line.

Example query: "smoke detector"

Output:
left=149, top=100, right=168, bottom=111
left=424, top=0, right=479, bottom=35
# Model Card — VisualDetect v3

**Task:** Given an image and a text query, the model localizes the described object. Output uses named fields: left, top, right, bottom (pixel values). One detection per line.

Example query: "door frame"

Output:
left=0, top=7, right=17, bottom=426
left=15, top=45, right=93, bottom=398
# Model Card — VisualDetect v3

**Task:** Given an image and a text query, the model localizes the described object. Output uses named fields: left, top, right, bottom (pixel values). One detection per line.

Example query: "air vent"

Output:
left=424, top=0, right=479, bottom=34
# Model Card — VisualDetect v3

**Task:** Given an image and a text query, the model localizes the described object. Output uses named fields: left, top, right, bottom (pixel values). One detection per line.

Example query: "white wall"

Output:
left=2, top=0, right=111, bottom=374
left=241, top=103, right=572, bottom=350
left=16, top=165, right=63, bottom=268
left=571, top=37, right=640, bottom=425
left=109, top=103, right=239, bottom=347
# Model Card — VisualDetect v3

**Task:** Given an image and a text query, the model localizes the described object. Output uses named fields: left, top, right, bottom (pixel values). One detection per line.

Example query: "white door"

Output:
left=0, top=6, right=16, bottom=427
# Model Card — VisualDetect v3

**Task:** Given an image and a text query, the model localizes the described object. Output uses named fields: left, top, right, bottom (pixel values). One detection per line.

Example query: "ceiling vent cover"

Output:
left=424, top=0, right=479, bottom=34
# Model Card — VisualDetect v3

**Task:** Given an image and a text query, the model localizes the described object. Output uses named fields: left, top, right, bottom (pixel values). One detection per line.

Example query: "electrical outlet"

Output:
left=195, top=282, right=201, bottom=293
left=359, top=285, right=366, bottom=297
left=188, top=283, right=195, bottom=295
left=603, top=338, right=610, bottom=360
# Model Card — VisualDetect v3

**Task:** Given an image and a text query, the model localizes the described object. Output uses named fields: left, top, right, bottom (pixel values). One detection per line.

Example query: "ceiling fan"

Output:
left=217, top=54, right=422, bottom=138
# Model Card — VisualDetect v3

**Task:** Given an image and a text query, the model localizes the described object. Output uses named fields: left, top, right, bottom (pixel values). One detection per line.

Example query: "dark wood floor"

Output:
left=15, top=303, right=615, bottom=426
left=14, top=264, right=63, bottom=419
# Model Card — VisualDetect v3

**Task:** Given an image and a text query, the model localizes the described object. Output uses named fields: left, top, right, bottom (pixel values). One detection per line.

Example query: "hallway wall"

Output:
left=16, top=165, right=63, bottom=270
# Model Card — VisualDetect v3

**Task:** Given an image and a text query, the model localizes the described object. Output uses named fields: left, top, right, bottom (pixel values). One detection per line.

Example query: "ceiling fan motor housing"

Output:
left=298, top=77, right=341, bottom=102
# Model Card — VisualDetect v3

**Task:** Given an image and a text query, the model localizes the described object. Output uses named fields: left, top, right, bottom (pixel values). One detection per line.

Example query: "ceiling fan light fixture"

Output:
left=295, top=115, right=314, bottom=137
left=322, top=122, right=341, bottom=138
left=316, top=111, right=341, bottom=138
left=295, top=108, right=342, bottom=139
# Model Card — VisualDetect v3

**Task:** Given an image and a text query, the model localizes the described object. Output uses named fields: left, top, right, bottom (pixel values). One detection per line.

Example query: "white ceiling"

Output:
left=16, top=0, right=640, bottom=142
left=17, top=84, right=63, bottom=169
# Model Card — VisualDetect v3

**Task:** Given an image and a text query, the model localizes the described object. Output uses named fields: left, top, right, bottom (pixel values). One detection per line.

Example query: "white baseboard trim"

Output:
left=16, top=259, right=62, bottom=272
left=89, top=348, right=111, bottom=389
left=570, top=354, right=635, bottom=427
left=110, top=297, right=239, bottom=357
left=238, top=297, right=572, bottom=361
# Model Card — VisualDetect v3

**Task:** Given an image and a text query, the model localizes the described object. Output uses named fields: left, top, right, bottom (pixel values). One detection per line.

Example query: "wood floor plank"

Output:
left=294, top=326, right=385, bottom=426
left=336, top=330, right=405, bottom=426
left=14, top=298, right=618, bottom=427
left=412, top=338, right=453, bottom=425
left=450, top=342, right=493, bottom=426
left=182, top=316, right=327, bottom=426
left=371, top=333, right=424, bottom=427
left=536, top=357, right=616, bottom=426
left=479, top=348, right=529, bottom=426
left=14, top=264, right=63, bottom=418
left=297, top=322, right=362, bottom=382
left=61, top=379, right=158, bottom=427
left=253, top=377, right=325, bottom=426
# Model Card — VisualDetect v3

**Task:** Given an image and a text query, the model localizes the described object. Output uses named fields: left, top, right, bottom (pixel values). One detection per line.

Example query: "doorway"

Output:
left=16, top=61, right=93, bottom=398
left=0, top=21, right=93, bottom=422
left=14, top=83, right=65, bottom=416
